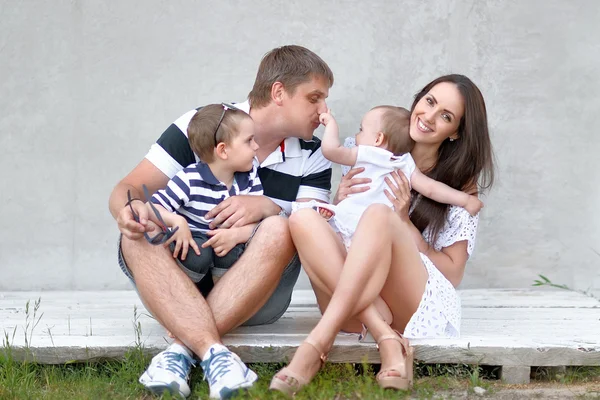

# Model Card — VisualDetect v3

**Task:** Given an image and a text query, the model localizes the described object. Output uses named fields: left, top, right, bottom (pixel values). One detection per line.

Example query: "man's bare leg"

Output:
left=121, top=236, right=220, bottom=358
left=207, top=216, right=296, bottom=336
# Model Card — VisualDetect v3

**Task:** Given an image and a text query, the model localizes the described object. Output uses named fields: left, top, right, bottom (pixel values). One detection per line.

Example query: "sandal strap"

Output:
left=274, top=367, right=308, bottom=388
left=376, top=330, right=409, bottom=355
left=376, top=367, right=405, bottom=379
left=303, top=338, right=328, bottom=364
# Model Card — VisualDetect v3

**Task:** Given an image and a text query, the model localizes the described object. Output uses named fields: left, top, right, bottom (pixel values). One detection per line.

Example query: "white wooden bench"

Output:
left=1, top=289, right=599, bottom=384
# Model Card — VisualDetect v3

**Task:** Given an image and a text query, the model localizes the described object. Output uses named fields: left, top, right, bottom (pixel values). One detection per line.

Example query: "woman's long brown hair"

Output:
left=409, top=75, right=495, bottom=243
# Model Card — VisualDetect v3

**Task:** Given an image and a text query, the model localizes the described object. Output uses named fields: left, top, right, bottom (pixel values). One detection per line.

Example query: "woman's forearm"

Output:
left=401, top=219, right=466, bottom=287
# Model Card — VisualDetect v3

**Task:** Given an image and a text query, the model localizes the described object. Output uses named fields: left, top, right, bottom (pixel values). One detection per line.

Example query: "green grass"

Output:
left=0, top=346, right=507, bottom=400
left=2, top=348, right=599, bottom=400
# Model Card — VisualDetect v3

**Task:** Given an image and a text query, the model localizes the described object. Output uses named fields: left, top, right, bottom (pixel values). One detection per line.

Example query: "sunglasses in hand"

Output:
left=126, top=185, right=179, bottom=245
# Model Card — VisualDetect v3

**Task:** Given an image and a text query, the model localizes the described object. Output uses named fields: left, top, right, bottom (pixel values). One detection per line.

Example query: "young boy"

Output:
left=146, top=103, right=262, bottom=286
left=306, top=106, right=483, bottom=249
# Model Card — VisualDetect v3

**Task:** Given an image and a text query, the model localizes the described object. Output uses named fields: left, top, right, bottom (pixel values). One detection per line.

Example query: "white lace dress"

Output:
left=403, top=206, right=478, bottom=338
left=339, top=138, right=479, bottom=339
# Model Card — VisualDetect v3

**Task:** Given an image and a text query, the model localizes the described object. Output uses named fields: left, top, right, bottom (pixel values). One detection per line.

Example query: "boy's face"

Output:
left=227, top=118, right=259, bottom=172
left=355, top=109, right=384, bottom=147
left=281, top=75, right=330, bottom=141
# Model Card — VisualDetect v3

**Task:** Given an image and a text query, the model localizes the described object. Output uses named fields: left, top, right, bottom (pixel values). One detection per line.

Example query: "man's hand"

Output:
left=333, top=167, right=371, bottom=205
left=117, top=199, right=156, bottom=240
left=203, top=229, right=240, bottom=257
left=164, top=217, right=201, bottom=261
left=205, top=195, right=275, bottom=229
left=464, top=195, right=484, bottom=216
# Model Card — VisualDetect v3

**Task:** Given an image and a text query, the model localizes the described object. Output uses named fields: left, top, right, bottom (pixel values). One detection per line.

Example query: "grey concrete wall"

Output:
left=1, top=0, right=598, bottom=296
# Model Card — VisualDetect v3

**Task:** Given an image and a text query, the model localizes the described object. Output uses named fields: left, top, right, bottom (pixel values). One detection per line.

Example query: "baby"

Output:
left=312, top=106, right=483, bottom=249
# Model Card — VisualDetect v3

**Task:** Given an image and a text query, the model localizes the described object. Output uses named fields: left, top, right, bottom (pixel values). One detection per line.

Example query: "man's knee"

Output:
left=245, top=216, right=295, bottom=274
left=251, top=215, right=292, bottom=248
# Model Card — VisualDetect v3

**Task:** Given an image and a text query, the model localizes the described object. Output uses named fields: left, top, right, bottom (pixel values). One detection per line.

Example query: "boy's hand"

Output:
left=203, top=229, right=240, bottom=257
left=465, top=195, right=484, bottom=216
left=319, top=109, right=336, bottom=126
left=164, top=217, right=201, bottom=260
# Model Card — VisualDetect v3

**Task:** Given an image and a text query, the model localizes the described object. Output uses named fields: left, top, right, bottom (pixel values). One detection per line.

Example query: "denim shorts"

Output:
left=117, top=224, right=301, bottom=326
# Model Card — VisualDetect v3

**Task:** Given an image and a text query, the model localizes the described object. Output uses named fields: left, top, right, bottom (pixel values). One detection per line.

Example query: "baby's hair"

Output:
left=371, top=106, right=414, bottom=156
left=187, top=104, right=251, bottom=162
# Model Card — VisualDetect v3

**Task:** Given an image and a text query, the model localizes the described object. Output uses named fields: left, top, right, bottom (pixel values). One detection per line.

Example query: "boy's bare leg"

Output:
left=207, top=216, right=296, bottom=336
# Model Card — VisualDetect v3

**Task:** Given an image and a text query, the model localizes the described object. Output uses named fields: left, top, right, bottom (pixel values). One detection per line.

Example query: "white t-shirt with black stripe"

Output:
left=145, top=101, right=332, bottom=214
left=151, top=161, right=263, bottom=233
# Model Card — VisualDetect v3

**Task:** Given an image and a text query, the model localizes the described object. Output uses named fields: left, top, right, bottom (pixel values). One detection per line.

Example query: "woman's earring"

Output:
left=449, top=138, right=455, bottom=142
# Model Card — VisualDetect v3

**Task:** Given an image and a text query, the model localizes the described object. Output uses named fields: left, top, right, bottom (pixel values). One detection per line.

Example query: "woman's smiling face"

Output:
left=410, top=82, right=465, bottom=145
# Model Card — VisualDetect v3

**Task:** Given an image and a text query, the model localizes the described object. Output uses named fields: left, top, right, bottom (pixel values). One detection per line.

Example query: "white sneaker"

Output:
left=139, top=345, right=195, bottom=398
left=200, top=346, right=258, bottom=399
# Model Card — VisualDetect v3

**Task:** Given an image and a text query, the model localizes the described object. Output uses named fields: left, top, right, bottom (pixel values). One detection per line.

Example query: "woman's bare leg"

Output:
left=291, top=209, right=392, bottom=332
left=286, top=205, right=428, bottom=379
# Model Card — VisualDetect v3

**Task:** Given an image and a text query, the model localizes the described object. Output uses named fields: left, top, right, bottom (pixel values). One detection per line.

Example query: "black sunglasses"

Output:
left=213, top=102, right=242, bottom=146
left=127, top=185, right=179, bottom=245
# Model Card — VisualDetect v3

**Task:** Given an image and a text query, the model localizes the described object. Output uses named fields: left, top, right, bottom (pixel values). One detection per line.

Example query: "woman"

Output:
left=270, top=74, right=495, bottom=395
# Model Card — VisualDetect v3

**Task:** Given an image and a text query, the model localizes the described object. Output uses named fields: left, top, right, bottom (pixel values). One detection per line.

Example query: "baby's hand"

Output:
left=465, top=195, right=484, bottom=216
left=316, top=206, right=334, bottom=221
left=319, top=109, right=336, bottom=126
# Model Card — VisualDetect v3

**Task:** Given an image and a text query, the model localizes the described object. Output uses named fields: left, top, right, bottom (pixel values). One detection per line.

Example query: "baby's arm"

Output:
left=320, top=110, right=358, bottom=167
left=410, top=168, right=483, bottom=216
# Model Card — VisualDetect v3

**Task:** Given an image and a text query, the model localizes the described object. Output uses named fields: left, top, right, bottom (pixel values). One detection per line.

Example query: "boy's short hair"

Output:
left=248, top=45, right=334, bottom=109
left=188, top=104, right=251, bottom=162
left=372, top=106, right=414, bottom=156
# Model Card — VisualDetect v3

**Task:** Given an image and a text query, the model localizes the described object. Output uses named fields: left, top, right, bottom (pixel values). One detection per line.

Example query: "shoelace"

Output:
left=158, top=351, right=195, bottom=380
left=201, top=349, right=240, bottom=385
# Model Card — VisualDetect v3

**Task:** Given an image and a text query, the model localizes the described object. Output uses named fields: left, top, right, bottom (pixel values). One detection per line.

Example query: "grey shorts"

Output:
left=117, top=225, right=301, bottom=326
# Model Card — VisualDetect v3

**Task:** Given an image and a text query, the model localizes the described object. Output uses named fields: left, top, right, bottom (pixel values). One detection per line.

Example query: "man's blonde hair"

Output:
left=248, top=45, right=334, bottom=109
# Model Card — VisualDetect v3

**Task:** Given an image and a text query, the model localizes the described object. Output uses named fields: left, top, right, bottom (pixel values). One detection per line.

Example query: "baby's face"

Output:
left=355, top=108, right=385, bottom=147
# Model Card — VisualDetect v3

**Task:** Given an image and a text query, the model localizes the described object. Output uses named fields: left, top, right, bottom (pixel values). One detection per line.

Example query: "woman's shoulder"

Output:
left=429, top=205, right=480, bottom=255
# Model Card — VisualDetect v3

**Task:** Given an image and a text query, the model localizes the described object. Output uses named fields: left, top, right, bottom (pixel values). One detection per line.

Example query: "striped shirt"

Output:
left=151, top=161, right=263, bottom=233
left=145, top=101, right=332, bottom=214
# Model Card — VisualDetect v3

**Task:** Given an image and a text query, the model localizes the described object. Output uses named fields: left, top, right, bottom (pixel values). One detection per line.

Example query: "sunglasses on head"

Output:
left=213, top=102, right=242, bottom=146
left=127, top=184, right=179, bottom=245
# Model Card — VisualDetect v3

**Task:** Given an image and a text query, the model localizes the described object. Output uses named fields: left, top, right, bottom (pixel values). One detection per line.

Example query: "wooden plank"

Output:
left=2, top=288, right=598, bottom=308
left=5, top=335, right=600, bottom=367
left=1, top=289, right=599, bottom=368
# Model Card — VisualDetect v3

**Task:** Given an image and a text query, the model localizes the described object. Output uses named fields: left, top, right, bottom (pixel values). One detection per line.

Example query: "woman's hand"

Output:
left=333, top=167, right=371, bottom=205
left=383, top=170, right=411, bottom=222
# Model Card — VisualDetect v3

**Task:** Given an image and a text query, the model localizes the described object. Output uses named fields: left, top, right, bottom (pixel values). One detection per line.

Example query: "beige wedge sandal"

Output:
left=376, top=330, right=414, bottom=390
left=269, top=338, right=328, bottom=397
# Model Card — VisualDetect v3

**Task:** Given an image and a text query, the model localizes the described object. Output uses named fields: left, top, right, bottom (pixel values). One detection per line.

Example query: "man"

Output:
left=108, top=45, right=333, bottom=399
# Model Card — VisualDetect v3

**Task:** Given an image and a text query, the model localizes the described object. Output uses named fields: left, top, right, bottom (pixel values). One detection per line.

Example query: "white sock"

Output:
left=167, top=342, right=193, bottom=358
left=202, top=343, right=228, bottom=362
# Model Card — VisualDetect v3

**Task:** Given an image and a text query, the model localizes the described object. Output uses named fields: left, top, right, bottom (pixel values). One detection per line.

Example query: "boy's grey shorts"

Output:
left=117, top=225, right=301, bottom=326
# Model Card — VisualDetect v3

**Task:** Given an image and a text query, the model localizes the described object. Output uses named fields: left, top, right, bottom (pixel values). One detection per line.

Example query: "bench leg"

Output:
left=500, top=365, right=531, bottom=384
